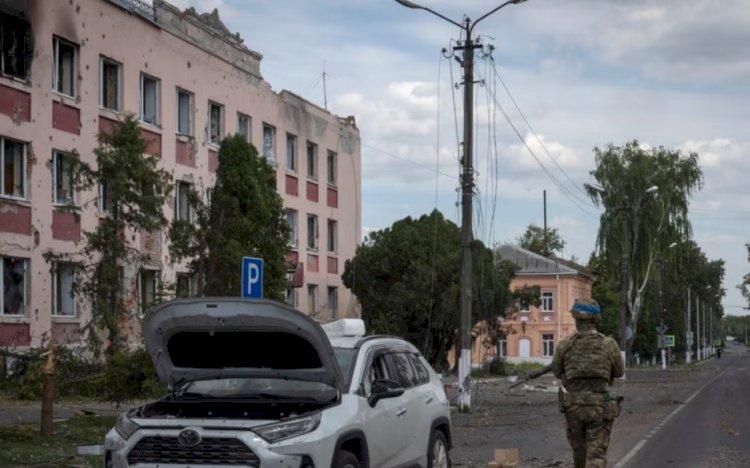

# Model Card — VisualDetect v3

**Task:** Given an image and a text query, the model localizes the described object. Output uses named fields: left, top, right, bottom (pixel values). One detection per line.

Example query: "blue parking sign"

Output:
left=241, top=257, right=264, bottom=298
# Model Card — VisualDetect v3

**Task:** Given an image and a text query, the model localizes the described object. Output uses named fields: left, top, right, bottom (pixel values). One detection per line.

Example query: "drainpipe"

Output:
left=556, top=273, right=561, bottom=359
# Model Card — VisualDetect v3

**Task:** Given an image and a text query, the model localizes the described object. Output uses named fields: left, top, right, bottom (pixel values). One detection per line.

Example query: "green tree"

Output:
left=517, top=224, right=566, bottom=257
left=740, top=244, right=750, bottom=308
left=342, top=210, right=519, bottom=370
left=584, top=140, right=703, bottom=359
left=170, top=135, right=289, bottom=300
left=64, top=114, right=172, bottom=355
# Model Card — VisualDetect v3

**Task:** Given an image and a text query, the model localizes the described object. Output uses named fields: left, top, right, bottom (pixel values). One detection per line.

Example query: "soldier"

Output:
left=551, top=298, right=624, bottom=468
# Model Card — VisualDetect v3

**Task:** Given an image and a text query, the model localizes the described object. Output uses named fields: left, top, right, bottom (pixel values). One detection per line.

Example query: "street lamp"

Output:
left=395, top=0, right=528, bottom=412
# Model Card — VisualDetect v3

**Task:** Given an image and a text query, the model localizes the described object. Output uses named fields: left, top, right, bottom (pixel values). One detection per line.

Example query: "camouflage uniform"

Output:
left=551, top=299, right=624, bottom=468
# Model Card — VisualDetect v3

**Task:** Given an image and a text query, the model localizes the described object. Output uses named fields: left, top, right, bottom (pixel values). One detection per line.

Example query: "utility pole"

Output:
left=395, top=0, right=528, bottom=412
left=686, top=286, right=692, bottom=364
left=697, top=299, right=702, bottom=360
left=619, top=213, right=629, bottom=368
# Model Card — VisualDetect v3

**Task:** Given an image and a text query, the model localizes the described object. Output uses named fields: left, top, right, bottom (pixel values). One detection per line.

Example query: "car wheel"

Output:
left=427, top=430, right=450, bottom=468
left=335, top=450, right=361, bottom=468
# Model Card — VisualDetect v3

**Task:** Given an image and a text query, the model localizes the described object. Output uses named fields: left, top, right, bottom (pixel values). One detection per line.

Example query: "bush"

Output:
left=487, top=357, right=506, bottom=375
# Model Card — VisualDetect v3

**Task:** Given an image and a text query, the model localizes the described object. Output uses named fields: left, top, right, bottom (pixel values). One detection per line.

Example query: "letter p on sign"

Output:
left=241, top=257, right=264, bottom=299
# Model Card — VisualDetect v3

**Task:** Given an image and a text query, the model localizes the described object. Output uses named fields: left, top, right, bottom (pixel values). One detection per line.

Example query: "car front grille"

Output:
left=127, top=435, right=260, bottom=466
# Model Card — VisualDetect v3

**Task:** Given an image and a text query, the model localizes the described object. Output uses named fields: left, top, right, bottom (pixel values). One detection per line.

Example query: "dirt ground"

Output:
left=446, top=359, right=722, bottom=467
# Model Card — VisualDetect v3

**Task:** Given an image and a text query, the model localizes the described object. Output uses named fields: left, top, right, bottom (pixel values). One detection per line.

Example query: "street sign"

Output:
left=241, top=257, right=264, bottom=299
left=664, top=335, right=675, bottom=348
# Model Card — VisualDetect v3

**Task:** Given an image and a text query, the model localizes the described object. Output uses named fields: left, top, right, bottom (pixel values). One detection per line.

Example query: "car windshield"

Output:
left=180, top=378, right=337, bottom=402
left=333, top=347, right=356, bottom=378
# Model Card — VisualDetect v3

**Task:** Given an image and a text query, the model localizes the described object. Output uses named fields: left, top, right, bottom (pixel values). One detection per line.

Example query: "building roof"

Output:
left=496, top=244, right=591, bottom=278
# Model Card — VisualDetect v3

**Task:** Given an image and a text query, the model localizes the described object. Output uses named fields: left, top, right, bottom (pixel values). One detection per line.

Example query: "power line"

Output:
left=361, top=142, right=457, bottom=180
left=490, top=59, right=592, bottom=202
left=474, top=65, right=599, bottom=220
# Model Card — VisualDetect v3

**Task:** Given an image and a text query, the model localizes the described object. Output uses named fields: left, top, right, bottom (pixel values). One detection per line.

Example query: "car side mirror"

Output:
left=368, top=378, right=404, bottom=407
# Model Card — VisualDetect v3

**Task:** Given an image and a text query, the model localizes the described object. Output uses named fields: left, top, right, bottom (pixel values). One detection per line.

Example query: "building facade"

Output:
left=495, top=245, right=594, bottom=365
left=0, top=0, right=361, bottom=348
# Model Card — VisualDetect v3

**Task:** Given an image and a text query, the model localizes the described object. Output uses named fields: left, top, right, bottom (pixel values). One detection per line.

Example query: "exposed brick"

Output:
left=0, top=83, right=31, bottom=122
left=52, top=210, right=81, bottom=242
left=0, top=202, right=31, bottom=235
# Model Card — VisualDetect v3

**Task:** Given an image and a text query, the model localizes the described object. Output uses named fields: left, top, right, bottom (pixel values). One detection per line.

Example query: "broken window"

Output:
left=307, top=213, right=318, bottom=250
left=1, top=137, right=26, bottom=199
left=175, top=180, right=192, bottom=222
left=237, top=112, right=251, bottom=142
left=175, top=273, right=195, bottom=298
left=286, top=288, right=297, bottom=308
left=98, top=180, right=112, bottom=212
left=140, top=73, right=159, bottom=124
left=2, top=256, right=27, bottom=316
left=286, top=133, right=297, bottom=172
left=99, top=56, right=121, bottom=111
left=138, top=268, right=160, bottom=316
left=497, top=337, right=507, bottom=357
left=0, top=12, right=32, bottom=80
left=327, top=218, right=337, bottom=253
left=53, top=151, right=75, bottom=205
left=53, top=36, right=77, bottom=97
left=327, top=286, right=337, bottom=319
left=176, top=89, right=193, bottom=136
left=307, top=283, right=317, bottom=317
left=286, top=209, right=297, bottom=247
left=262, top=124, right=275, bottom=161
left=327, top=150, right=337, bottom=185
left=208, top=101, right=223, bottom=145
left=52, top=262, right=76, bottom=317
left=542, top=333, right=554, bottom=357
left=306, top=141, right=318, bottom=179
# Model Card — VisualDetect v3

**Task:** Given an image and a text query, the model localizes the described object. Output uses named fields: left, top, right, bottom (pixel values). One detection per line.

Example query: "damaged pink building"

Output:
left=0, top=0, right=362, bottom=349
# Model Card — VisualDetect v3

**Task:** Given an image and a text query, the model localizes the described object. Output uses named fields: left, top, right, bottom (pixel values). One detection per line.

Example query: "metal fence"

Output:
left=106, top=0, right=157, bottom=23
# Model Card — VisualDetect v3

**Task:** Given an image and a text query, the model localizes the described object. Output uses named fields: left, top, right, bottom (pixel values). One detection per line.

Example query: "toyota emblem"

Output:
left=178, top=428, right=201, bottom=447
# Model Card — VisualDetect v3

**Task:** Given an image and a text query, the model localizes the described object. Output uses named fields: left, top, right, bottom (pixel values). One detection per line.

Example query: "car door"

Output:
left=386, top=350, right=425, bottom=466
left=406, top=352, right=441, bottom=463
left=359, top=349, right=410, bottom=468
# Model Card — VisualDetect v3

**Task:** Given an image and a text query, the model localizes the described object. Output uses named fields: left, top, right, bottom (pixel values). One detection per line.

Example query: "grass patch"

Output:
left=0, top=414, right=115, bottom=467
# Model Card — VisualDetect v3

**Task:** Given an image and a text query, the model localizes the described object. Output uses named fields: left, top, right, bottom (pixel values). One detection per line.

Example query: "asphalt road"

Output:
left=614, top=343, right=750, bottom=468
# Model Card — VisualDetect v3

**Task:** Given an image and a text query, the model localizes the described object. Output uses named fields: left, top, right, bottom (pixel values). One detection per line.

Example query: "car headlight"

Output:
left=253, top=413, right=321, bottom=443
left=114, top=412, right=140, bottom=440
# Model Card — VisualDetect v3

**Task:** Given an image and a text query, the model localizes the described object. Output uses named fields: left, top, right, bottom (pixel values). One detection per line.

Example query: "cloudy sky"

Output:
left=170, top=0, right=750, bottom=314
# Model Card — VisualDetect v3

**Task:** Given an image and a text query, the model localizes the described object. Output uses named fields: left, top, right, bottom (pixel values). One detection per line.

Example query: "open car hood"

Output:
left=143, top=298, right=344, bottom=391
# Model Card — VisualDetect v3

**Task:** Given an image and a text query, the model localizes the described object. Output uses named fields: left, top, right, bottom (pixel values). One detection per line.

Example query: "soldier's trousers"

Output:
left=564, top=403, right=614, bottom=468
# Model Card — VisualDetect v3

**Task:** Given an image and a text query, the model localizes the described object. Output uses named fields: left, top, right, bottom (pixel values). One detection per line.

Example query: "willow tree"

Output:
left=584, top=140, right=703, bottom=359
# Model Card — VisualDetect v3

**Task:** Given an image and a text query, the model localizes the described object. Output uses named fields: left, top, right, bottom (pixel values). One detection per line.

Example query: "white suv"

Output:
left=104, top=297, right=452, bottom=468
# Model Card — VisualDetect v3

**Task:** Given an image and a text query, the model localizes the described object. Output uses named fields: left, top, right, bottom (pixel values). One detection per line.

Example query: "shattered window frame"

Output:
left=208, top=100, right=224, bottom=145
left=52, top=262, right=77, bottom=317
left=327, top=218, right=337, bottom=253
left=52, top=150, right=76, bottom=206
left=1, top=256, right=28, bottom=316
left=175, top=273, right=195, bottom=298
left=286, top=133, right=297, bottom=172
left=262, top=123, right=276, bottom=161
left=140, top=72, right=160, bottom=125
left=0, top=11, right=32, bottom=81
left=1, top=136, right=27, bottom=199
left=306, top=140, right=318, bottom=179
left=307, top=213, right=318, bottom=251
left=286, top=209, right=298, bottom=247
left=99, top=56, right=121, bottom=112
left=175, top=180, right=193, bottom=222
left=237, top=112, right=251, bottom=143
left=327, top=150, right=337, bottom=186
left=176, top=88, right=193, bottom=136
left=327, top=286, right=337, bottom=319
left=138, top=267, right=160, bottom=316
left=307, top=283, right=318, bottom=317
left=53, top=35, right=77, bottom=97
